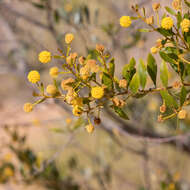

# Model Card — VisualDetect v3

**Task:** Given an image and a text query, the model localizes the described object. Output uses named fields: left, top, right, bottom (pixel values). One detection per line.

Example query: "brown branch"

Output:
left=0, top=3, right=49, bottom=30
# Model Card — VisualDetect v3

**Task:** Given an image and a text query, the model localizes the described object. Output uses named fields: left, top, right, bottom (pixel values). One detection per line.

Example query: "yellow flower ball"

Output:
left=72, top=105, right=83, bottom=116
left=72, top=97, right=83, bottom=107
left=181, top=18, right=190, bottom=32
left=120, top=16, right=132, bottom=28
left=91, top=86, right=104, bottom=99
left=160, top=104, right=166, bottom=113
left=80, top=66, right=89, bottom=80
left=79, top=56, right=85, bottom=65
left=38, top=51, right=51, bottom=64
left=168, top=183, right=175, bottom=190
left=65, top=33, right=74, bottom=44
left=152, top=3, right=161, bottom=11
left=4, top=167, right=14, bottom=177
left=27, top=70, right=40, bottom=83
left=119, top=79, right=127, bottom=88
left=85, top=124, right=94, bottom=134
left=151, top=46, right=158, bottom=54
left=172, top=0, right=181, bottom=10
left=161, top=17, right=174, bottom=30
left=178, top=110, right=187, bottom=119
left=49, top=67, right=59, bottom=78
left=46, top=84, right=57, bottom=95
left=23, top=103, right=33, bottom=113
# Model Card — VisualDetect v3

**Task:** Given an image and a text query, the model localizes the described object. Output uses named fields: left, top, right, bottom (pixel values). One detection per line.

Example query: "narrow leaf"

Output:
left=180, top=86, right=187, bottom=106
left=32, top=2, right=45, bottom=9
left=138, top=59, right=147, bottom=89
left=113, top=106, right=129, bottom=120
left=160, top=61, right=168, bottom=87
left=102, top=72, right=113, bottom=90
left=160, top=90, right=178, bottom=108
left=139, top=28, right=151, bottom=32
left=165, top=6, right=176, bottom=15
left=159, top=51, right=176, bottom=64
left=122, top=57, right=136, bottom=86
left=129, top=73, right=140, bottom=94
left=157, top=28, right=174, bottom=37
left=177, top=12, right=182, bottom=29
left=147, top=53, right=157, bottom=86
left=108, top=58, right=115, bottom=77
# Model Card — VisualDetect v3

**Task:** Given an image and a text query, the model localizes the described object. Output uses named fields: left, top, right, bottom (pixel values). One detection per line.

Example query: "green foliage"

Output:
left=138, top=59, right=147, bottom=89
left=160, top=90, right=178, bottom=109
left=102, top=72, right=113, bottom=90
left=129, top=73, right=140, bottom=94
left=157, top=28, right=174, bottom=37
left=159, top=51, right=177, bottom=64
left=180, top=86, right=187, bottom=106
left=165, top=6, right=176, bottom=15
left=108, top=58, right=115, bottom=77
left=160, top=61, right=168, bottom=87
left=113, top=106, right=129, bottom=120
left=122, top=57, right=136, bottom=87
left=147, top=53, right=157, bottom=86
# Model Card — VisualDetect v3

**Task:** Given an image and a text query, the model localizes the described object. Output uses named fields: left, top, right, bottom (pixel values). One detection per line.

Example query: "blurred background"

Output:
left=0, top=0, right=190, bottom=190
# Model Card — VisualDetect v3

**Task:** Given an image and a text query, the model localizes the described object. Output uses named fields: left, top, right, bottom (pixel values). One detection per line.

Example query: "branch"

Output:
left=0, top=3, right=49, bottom=30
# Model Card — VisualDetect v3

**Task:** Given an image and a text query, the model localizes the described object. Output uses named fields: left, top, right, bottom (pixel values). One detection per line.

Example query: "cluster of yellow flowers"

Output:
left=38, top=51, right=51, bottom=64
left=119, top=0, right=190, bottom=56
left=161, top=17, right=174, bottom=30
left=172, top=0, right=181, bottom=10
left=119, top=16, right=131, bottom=28
left=24, top=0, right=190, bottom=134
left=24, top=33, right=109, bottom=134
left=181, top=18, right=190, bottom=32
left=49, top=66, right=59, bottom=78
left=27, top=70, right=40, bottom=83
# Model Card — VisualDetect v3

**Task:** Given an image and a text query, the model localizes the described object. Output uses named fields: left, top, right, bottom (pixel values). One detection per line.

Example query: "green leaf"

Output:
left=53, top=55, right=64, bottom=59
left=180, top=86, right=187, bottom=106
left=147, top=53, right=157, bottom=86
left=160, top=61, right=168, bottom=87
left=157, top=28, right=174, bottom=37
left=165, top=6, right=176, bottom=15
left=138, top=59, right=147, bottom=89
left=108, top=58, right=115, bottom=77
left=177, top=12, right=182, bottom=29
left=129, top=73, right=140, bottom=94
left=113, top=106, right=129, bottom=120
left=50, top=128, right=64, bottom=133
left=130, top=17, right=139, bottom=20
left=122, top=57, right=136, bottom=86
left=138, top=28, right=152, bottom=32
left=102, top=72, right=113, bottom=90
left=160, top=90, right=178, bottom=108
left=142, top=7, right=146, bottom=16
left=159, top=51, right=176, bottom=64
left=54, top=10, right=60, bottom=23
left=32, top=2, right=45, bottom=9
left=164, top=47, right=178, bottom=54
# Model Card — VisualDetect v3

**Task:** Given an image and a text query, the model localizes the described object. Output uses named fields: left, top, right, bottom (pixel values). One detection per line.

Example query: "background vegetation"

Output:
left=0, top=0, right=190, bottom=190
